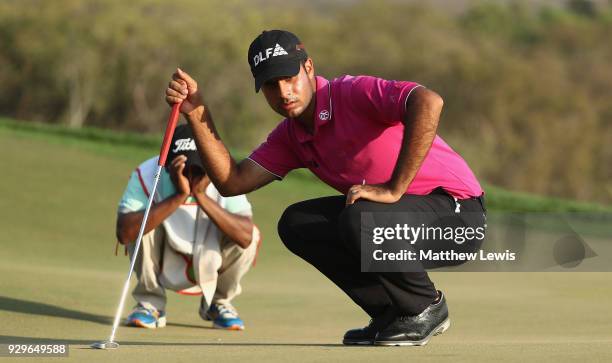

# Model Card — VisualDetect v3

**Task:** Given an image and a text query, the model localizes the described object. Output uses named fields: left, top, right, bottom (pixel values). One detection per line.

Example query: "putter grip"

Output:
left=158, top=102, right=182, bottom=166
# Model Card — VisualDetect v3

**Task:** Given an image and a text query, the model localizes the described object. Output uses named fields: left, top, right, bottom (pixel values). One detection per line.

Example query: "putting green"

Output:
left=1, top=127, right=611, bottom=362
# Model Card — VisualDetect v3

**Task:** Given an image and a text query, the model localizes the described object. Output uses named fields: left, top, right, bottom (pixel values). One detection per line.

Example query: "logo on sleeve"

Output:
left=253, top=43, right=289, bottom=67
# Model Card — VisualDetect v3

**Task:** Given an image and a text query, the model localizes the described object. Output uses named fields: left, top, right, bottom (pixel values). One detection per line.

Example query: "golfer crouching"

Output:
left=165, top=30, right=486, bottom=346
left=115, top=124, right=259, bottom=331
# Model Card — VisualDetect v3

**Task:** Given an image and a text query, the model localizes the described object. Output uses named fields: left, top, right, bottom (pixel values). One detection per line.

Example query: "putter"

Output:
left=91, top=102, right=182, bottom=350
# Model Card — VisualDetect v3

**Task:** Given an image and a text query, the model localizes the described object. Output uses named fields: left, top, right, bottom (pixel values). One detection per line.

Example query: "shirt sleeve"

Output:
left=248, top=119, right=304, bottom=179
left=349, top=76, right=423, bottom=125
left=117, top=170, right=148, bottom=214
left=224, top=195, right=253, bottom=217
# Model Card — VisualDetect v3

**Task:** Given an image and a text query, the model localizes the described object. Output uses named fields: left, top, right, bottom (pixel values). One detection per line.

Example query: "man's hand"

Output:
left=345, top=182, right=402, bottom=205
left=165, top=68, right=204, bottom=115
left=191, top=174, right=211, bottom=197
left=169, top=155, right=191, bottom=198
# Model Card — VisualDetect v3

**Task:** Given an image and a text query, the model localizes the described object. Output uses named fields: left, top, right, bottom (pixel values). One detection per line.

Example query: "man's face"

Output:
left=261, top=58, right=316, bottom=119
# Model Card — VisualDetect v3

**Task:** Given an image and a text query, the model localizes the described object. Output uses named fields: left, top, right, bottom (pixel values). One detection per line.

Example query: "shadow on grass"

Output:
left=0, top=296, right=111, bottom=325
left=0, top=296, right=211, bottom=329
left=0, top=335, right=345, bottom=348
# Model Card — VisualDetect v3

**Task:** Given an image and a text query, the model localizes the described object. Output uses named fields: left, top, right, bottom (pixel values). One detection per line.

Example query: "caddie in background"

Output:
left=165, top=30, right=486, bottom=346
left=116, top=124, right=259, bottom=331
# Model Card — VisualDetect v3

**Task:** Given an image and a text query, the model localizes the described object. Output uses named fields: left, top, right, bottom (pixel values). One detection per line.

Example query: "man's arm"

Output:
left=166, top=68, right=277, bottom=196
left=346, top=86, right=443, bottom=204
left=192, top=185, right=254, bottom=249
left=116, top=193, right=188, bottom=244
left=387, top=87, right=443, bottom=196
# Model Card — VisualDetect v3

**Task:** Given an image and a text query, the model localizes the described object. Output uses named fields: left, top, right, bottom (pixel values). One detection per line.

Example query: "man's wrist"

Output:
left=175, top=192, right=190, bottom=203
left=192, top=191, right=214, bottom=213
left=192, top=190, right=210, bottom=202
left=386, top=180, right=406, bottom=199
left=186, top=104, right=205, bottom=122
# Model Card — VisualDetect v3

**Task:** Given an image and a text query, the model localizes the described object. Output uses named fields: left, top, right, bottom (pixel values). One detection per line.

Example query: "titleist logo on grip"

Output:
left=172, top=138, right=197, bottom=153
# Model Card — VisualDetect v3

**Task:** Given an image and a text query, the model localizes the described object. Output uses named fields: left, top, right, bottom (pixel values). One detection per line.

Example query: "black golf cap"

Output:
left=248, top=30, right=308, bottom=92
left=165, top=124, right=204, bottom=173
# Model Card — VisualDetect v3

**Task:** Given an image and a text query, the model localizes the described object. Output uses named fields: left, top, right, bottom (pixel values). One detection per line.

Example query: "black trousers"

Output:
left=277, top=188, right=486, bottom=317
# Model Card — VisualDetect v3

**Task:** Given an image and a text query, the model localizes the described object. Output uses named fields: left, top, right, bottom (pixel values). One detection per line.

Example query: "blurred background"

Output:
left=0, top=0, right=610, bottom=203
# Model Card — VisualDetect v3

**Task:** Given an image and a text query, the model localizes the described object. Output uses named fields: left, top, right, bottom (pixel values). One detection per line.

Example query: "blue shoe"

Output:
left=205, top=303, right=245, bottom=331
left=126, top=304, right=166, bottom=329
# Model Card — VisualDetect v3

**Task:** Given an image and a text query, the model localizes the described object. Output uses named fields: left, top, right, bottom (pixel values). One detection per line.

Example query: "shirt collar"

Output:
left=295, top=76, right=332, bottom=143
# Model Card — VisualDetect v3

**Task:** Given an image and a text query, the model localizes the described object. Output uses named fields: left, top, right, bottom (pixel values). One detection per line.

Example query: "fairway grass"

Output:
left=1, top=124, right=611, bottom=362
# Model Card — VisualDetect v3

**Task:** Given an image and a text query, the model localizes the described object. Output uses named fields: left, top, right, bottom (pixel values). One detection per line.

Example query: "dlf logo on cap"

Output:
left=253, top=43, right=288, bottom=67
left=248, top=30, right=308, bottom=92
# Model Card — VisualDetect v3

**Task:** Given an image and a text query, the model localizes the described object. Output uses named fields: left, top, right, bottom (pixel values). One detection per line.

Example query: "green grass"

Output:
left=1, top=119, right=611, bottom=362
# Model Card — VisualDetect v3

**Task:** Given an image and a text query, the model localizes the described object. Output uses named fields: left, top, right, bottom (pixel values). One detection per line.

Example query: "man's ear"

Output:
left=303, top=58, right=315, bottom=78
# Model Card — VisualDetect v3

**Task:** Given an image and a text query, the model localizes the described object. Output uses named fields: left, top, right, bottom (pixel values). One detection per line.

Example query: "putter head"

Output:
left=91, top=341, right=119, bottom=350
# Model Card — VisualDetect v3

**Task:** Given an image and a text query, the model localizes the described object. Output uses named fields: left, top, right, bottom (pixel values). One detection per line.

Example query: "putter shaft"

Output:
left=108, top=165, right=164, bottom=344
left=92, top=102, right=181, bottom=350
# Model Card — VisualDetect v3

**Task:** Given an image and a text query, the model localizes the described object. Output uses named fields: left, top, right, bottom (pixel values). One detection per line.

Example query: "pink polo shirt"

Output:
left=248, top=75, right=483, bottom=199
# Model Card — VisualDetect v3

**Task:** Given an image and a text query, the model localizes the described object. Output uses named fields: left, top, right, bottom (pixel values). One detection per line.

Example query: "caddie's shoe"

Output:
left=343, top=308, right=397, bottom=345
left=206, top=303, right=245, bottom=331
left=126, top=304, right=166, bottom=329
left=374, top=291, right=450, bottom=346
